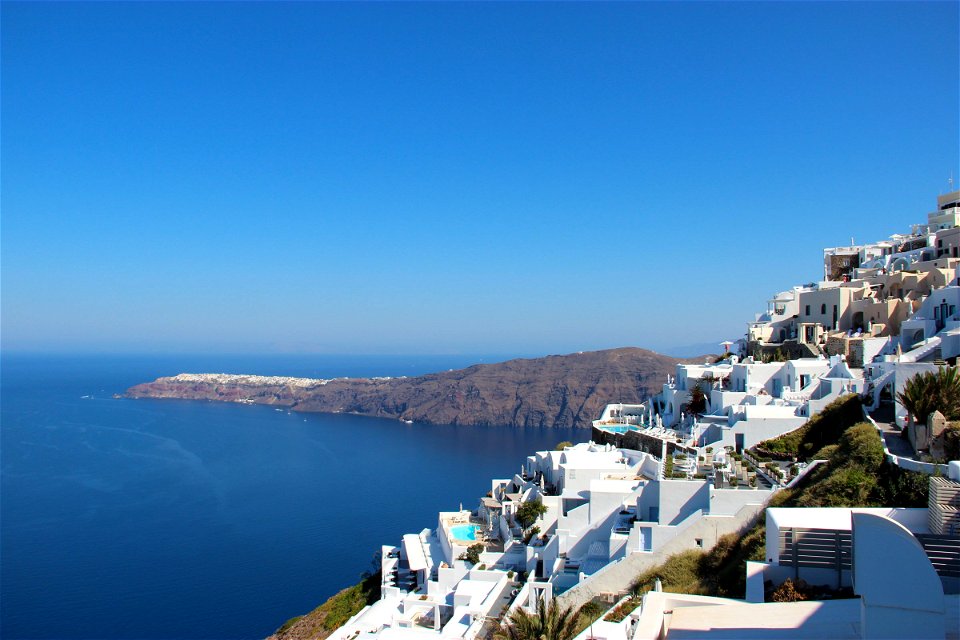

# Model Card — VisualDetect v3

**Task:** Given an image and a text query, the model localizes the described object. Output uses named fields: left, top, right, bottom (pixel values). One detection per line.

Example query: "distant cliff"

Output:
left=124, top=347, right=698, bottom=428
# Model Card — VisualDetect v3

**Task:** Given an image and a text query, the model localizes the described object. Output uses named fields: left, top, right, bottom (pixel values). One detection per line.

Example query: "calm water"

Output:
left=1, top=354, right=582, bottom=640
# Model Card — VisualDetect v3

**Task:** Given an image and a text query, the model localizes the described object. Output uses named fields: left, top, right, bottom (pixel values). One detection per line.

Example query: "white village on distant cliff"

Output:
left=325, top=190, right=960, bottom=640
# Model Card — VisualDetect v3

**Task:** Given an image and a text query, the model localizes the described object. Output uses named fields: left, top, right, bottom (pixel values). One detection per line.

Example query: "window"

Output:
left=820, top=303, right=826, bottom=314
left=805, top=305, right=811, bottom=315
left=695, top=538, right=703, bottom=548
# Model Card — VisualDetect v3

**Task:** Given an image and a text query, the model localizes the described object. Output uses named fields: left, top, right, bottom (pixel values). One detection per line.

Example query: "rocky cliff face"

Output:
left=124, top=347, right=697, bottom=428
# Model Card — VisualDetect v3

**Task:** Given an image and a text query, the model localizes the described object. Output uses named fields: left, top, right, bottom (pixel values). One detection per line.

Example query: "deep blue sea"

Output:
left=1, top=354, right=582, bottom=640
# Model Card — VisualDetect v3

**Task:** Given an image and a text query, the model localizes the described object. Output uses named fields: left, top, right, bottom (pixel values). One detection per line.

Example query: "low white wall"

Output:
left=710, top=487, right=774, bottom=517
left=862, top=410, right=951, bottom=476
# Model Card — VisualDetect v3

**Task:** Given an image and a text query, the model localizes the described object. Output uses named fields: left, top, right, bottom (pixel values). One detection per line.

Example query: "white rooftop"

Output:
left=667, top=599, right=861, bottom=639
left=454, top=578, right=496, bottom=605
left=403, top=534, right=429, bottom=571
left=767, top=507, right=929, bottom=533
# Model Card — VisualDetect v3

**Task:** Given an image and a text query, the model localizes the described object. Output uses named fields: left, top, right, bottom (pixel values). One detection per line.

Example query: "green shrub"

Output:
left=319, top=571, right=382, bottom=631
left=555, top=441, right=573, bottom=451
left=756, top=394, right=862, bottom=461
left=464, top=543, right=484, bottom=565
left=811, top=444, right=838, bottom=460
left=835, top=422, right=885, bottom=469
left=943, top=425, right=960, bottom=461
left=603, top=597, right=641, bottom=622
left=797, top=465, right=877, bottom=507
left=516, top=500, right=547, bottom=530
left=277, top=616, right=303, bottom=633
left=573, top=600, right=609, bottom=636
left=874, top=460, right=930, bottom=506
left=633, top=550, right=706, bottom=595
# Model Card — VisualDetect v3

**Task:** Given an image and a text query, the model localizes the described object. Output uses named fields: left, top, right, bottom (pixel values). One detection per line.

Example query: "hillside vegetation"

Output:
left=754, top=394, right=865, bottom=461
left=627, top=395, right=928, bottom=601
left=268, top=573, right=381, bottom=640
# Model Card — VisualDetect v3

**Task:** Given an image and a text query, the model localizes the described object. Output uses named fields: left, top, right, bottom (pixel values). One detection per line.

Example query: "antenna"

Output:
left=950, top=172, right=954, bottom=192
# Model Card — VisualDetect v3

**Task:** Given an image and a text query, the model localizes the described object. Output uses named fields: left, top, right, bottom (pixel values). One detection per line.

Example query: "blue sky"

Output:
left=2, top=1, right=958, bottom=357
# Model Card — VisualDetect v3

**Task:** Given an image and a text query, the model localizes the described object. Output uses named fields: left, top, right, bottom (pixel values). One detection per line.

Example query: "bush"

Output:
left=573, top=600, right=609, bottom=636
left=603, top=597, right=642, bottom=622
left=771, top=579, right=809, bottom=602
left=310, top=571, right=382, bottom=633
left=797, top=465, right=877, bottom=507
left=555, top=441, right=573, bottom=451
left=811, top=444, right=838, bottom=460
left=756, top=395, right=862, bottom=461
left=516, top=499, right=547, bottom=530
left=943, top=425, right=960, bottom=461
left=835, top=422, right=884, bottom=469
left=633, top=550, right=706, bottom=595
left=464, top=543, right=484, bottom=565
left=874, top=460, right=930, bottom=506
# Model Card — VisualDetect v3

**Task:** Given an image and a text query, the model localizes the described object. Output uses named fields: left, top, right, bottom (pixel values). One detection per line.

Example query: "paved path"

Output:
left=868, top=404, right=916, bottom=458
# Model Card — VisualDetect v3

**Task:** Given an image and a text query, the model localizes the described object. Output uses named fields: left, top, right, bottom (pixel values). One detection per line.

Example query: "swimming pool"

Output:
left=450, top=524, right=479, bottom=542
left=602, top=425, right=636, bottom=434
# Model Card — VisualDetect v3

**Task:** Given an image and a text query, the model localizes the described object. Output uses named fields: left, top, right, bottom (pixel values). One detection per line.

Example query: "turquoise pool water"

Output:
left=602, top=425, right=636, bottom=434
left=450, top=524, right=479, bottom=541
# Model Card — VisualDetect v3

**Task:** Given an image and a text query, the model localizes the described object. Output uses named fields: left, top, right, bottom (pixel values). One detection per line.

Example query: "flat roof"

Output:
left=403, top=534, right=428, bottom=572
left=767, top=507, right=927, bottom=533
left=590, top=478, right=642, bottom=493
left=667, top=599, right=861, bottom=639
left=454, top=578, right=496, bottom=605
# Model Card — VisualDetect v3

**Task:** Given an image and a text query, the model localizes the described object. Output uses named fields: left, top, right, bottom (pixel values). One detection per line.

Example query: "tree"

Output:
left=459, top=543, right=483, bottom=565
left=897, top=366, right=960, bottom=425
left=497, top=598, right=580, bottom=640
left=684, top=384, right=707, bottom=416
left=515, top=499, right=547, bottom=531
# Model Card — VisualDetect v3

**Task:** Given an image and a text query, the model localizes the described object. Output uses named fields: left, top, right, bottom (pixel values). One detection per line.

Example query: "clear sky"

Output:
left=2, top=1, right=958, bottom=357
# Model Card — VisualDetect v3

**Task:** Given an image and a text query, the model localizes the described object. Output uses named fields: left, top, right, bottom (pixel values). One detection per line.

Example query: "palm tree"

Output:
left=684, top=384, right=707, bottom=417
left=497, top=597, right=581, bottom=640
left=897, top=366, right=960, bottom=425
left=897, top=370, right=937, bottom=425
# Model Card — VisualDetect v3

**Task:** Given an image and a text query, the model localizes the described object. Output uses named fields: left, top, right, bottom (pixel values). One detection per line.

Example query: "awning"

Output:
left=402, top=534, right=428, bottom=572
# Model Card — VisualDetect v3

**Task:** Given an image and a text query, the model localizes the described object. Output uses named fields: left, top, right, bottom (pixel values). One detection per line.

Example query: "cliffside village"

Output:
left=324, top=190, right=960, bottom=640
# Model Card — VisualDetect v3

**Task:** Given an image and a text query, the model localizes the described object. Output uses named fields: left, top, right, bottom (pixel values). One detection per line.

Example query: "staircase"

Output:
left=901, top=336, right=942, bottom=363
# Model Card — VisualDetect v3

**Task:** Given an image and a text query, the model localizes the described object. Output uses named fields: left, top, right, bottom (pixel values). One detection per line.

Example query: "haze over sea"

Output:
left=1, top=353, right=580, bottom=640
